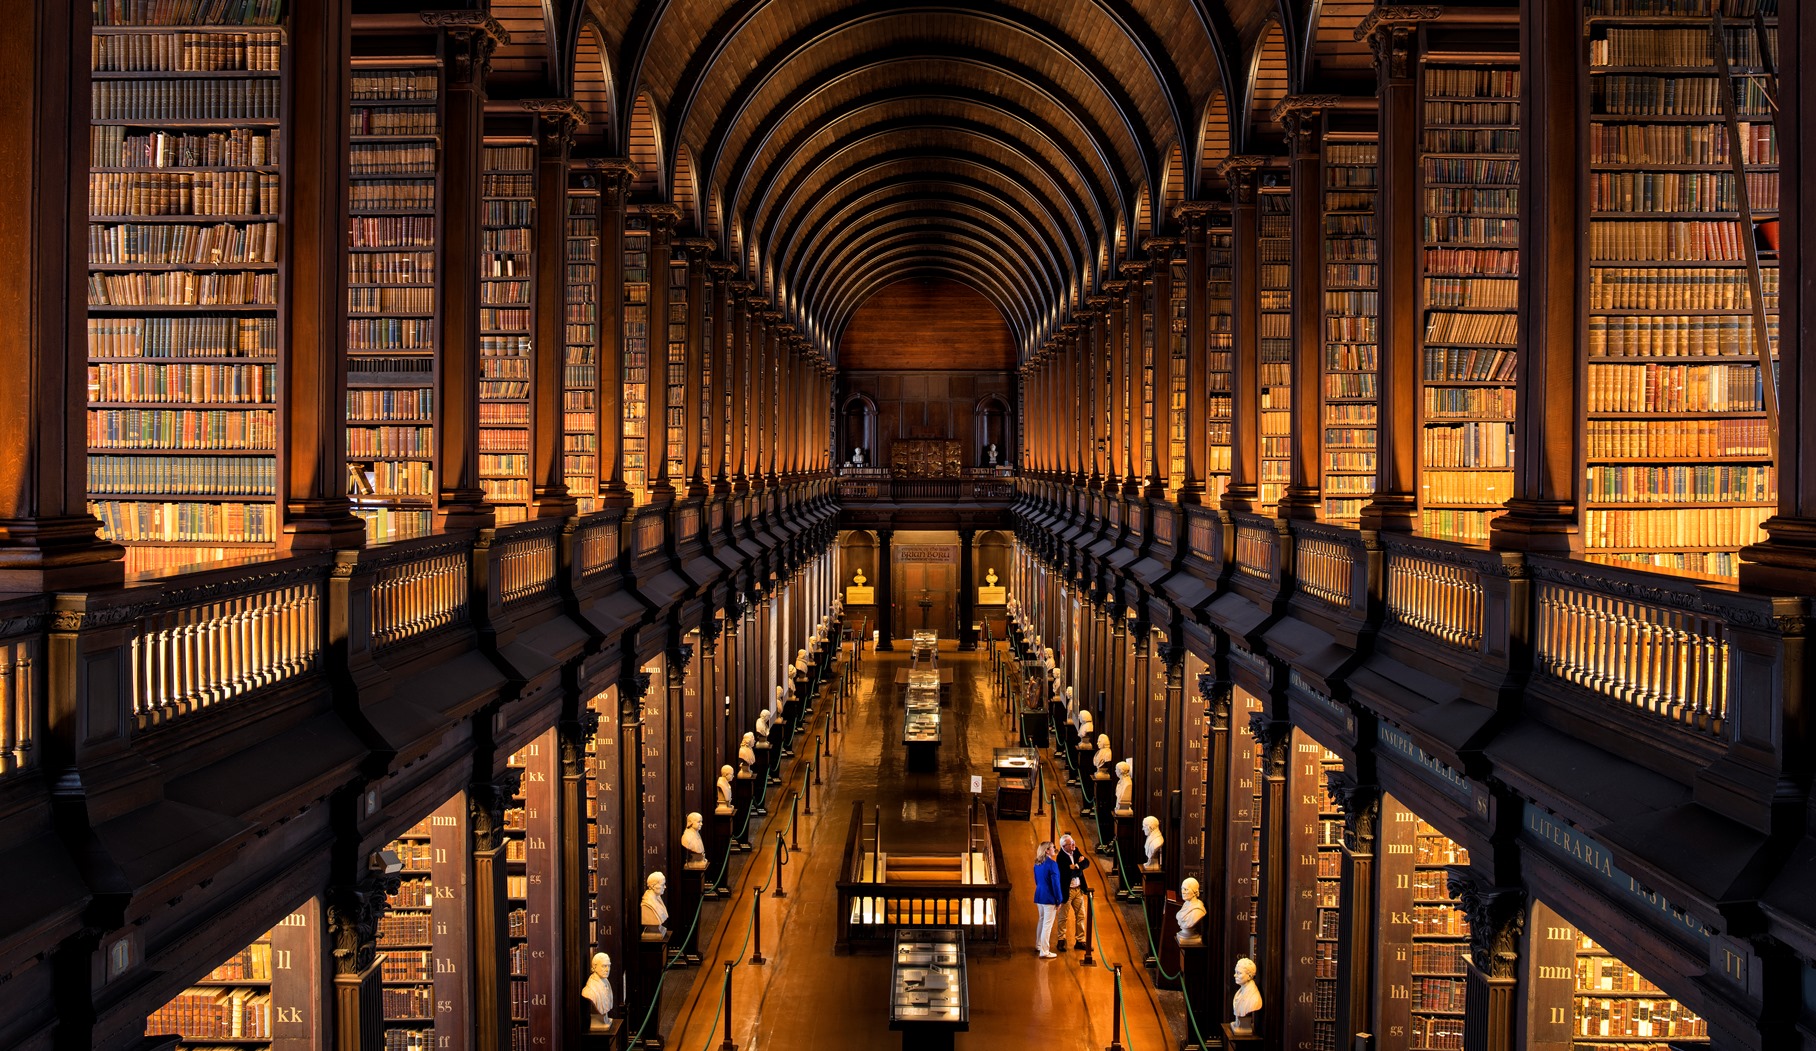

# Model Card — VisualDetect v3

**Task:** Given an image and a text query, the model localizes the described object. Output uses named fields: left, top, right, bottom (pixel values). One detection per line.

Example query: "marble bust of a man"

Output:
left=641, top=872, right=668, bottom=935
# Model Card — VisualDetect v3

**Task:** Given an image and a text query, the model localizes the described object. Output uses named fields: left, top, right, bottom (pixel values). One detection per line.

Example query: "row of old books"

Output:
left=1587, top=120, right=1774, bottom=164
left=1589, top=313, right=1770, bottom=357
left=91, top=220, right=279, bottom=265
left=90, top=269, right=275, bottom=306
left=1584, top=361, right=1764, bottom=412
left=93, top=79, right=281, bottom=122
left=89, top=361, right=273, bottom=402
left=1587, top=266, right=1771, bottom=310
left=94, top=0, right=285, bottom=25
left=1586, top=464, right=1772, bottom=502
left=1587, top=417, right=1770, bottom=458
left=88, top=315, right=274, bottom=356
left=92, top=126, right=276, bottom=168
left=351, top=143, right=437, bottom=175
left=88, top=454, right=274, bottom=495
left=350, top=287, right=435, bottom=314
left=1590, top=170, right=1776, bottom=211
left=89, top=407, right=276, bottom=449
left=1585, top=505, right=1772, bottom=548
left=91, top=499, right=275, bottom=543
left=92, top=29, right=280, bottom=72
left=90, top=171, right=279, bottom=215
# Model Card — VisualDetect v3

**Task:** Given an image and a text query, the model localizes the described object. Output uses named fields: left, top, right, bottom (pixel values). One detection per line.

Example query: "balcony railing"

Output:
left=369, top=537, right=472, bottom=654
left=1531, top=557, right=1729, bottom=738
left=1293, top=523, right=1357, bottom=610
left=131, top=560, right=325, bottom=728
left=0, top=599, right=46, bottom=776
left=497, top=522, right=559, bottom=609
left=1383, top=535, right=1485, bottom=653
left=834, top=474, right=1019, bottom=503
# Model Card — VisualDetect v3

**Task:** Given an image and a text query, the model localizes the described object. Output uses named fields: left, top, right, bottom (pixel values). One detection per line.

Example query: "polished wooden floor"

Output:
left=663, top=643, right=1181, bottom=1050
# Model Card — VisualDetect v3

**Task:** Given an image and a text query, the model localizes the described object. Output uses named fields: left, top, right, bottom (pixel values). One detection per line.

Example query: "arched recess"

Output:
left=840, top=393, right=879, bottom=467
left=1244, top=21, right=1290, bottom=150
left=571, top=21, right=615, bottom=151
left=628, top=93, right=663, bottom=198
left=1197, top=89, right=1233, bottom=189
left=1132, top=185, right=1152, bottom=247
left=673, top=145, right=700, bottom=232
left=1304, top=1, right=1379, bottom=89
left=1158, top=144, right=1186, bottom=232
left=706, top=185, right=724, bottom=243
left=973, top=394, right=1012, bottom=469
left=837, top=530, right=879, bottom=606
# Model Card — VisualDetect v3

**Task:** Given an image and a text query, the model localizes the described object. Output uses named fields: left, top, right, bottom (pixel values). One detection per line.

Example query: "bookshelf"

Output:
left=1322, top=136, right=1380, bottom=523
left=1581, top=2, right=1780, bottom=577
left=1207, top=221, right=1235, bottom=503
left=1376, top=799, right=1470, bottom=1051
left=1528, top=901, right=1710, bottom=1049
left=623, top=213, right=651, bottom=501
left=87, top=7, right=287, bottom=566
left=1418, top=56, right=1522, bottom=542
left=1258, top=185, right=1293, bottom=510
left=1140, top=269, right=1157, bottom=479
left=1168, top=251, right=1188, bottom=489
left=346, top=60, right=441, bottom=543
left=376, top=797, right=466, bottom=1051
left=479, top=140, right=536, bottom=526
left=143, top=904, right=318, bottom=1049
left=565, top=182, right=601, bottom=512
left=1226, top=689, right=1266, bottom=969
left=1312, top=750, right=1346, bottom=1051
left=666, top=254, right=689, bottom=488
left=505, top=733, right=559, bottom=1049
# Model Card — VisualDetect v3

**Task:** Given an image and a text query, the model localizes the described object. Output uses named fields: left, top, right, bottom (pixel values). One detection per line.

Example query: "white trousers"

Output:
left=1035, top=903, right=1059, bottom=952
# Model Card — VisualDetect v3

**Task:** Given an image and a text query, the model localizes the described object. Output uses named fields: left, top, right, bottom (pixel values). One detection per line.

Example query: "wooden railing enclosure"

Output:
left=835, top=800, right=1012, bottom=954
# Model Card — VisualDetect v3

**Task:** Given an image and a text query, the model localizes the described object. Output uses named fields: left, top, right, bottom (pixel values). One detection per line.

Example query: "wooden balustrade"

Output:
left=369, top=541, right=471, bottom=653
left=0, top=607, right=45, bottom=776
left=132, top=565, right=324, bottom=727
left=1531, top=559, right=1729, bottom=737
left=1233, top=518, right=1276, bottom=582
left=1383, top=537, right=1486, bottom=652
left=496, top=524, right=558, bottom=608
left=1186, top=505, right=1218, bottom=564
left=575, top=516, right=618, bottom=580
left=1293, top=525, right=1355, bottom=609
left=634, top=513, right=664, bottom=557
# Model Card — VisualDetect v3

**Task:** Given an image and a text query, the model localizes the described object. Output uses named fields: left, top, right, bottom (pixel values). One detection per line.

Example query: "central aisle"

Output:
left=664, top=644, right=1181, bottom=1050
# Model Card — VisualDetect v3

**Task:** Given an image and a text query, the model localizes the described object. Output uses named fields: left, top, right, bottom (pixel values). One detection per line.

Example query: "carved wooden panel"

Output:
left=890, top=439, right=962, bottom=478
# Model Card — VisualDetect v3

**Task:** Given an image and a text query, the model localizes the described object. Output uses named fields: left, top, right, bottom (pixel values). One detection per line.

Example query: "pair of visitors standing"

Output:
left=1032, top=840, right=1064, bottom=959
left=1053, top=833, right=1089, bottom=951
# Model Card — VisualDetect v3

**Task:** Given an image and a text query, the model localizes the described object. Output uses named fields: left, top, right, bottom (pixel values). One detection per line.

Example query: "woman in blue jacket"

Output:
left=1032, top=841, right=1064, bottom=959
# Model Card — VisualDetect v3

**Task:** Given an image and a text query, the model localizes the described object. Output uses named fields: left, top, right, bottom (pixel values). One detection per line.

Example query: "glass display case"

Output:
left=889, top=928, right=968, bottom=1050
left=904, top=684, right=941, bottom=771
left=993, top=746, right=1038, bottom=818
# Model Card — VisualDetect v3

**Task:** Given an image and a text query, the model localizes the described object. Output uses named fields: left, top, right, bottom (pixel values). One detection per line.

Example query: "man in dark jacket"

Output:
left=1054, top=833, right=1089, bottom=951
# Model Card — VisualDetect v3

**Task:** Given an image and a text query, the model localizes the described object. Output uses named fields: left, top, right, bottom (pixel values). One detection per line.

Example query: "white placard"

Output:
left=970, top=775, right=983, bottom=794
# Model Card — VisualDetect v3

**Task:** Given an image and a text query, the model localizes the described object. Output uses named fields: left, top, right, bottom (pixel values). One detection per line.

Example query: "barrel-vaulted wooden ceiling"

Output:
left=472, top=0, right=1380, bottom=360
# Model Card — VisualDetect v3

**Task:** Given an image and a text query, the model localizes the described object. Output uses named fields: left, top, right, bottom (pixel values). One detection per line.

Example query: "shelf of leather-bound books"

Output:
left=1322, top=133, right=1380, bottom=523
left=346, top=57, right=444, bottom=544
left=1206, top=223, right=1234, bottom=503
left=666, top=255, right=689, bottom=485
left=564, top=183, right=601, bottom=512
left=1580, top=0, right=1780, bottom=578
left=622, top=215, right=652, bottom=501
left=1168, top=255, right=1189, bottom=487
left=143, top=905, right=319, bottom=1050
left=88, top=8, right=289, bottom=563
left=478, top=139, right=536, bottom=526
left=1417, top=55, right=1521, bottom=543
left=1256, top=184, right=1293, bottom=511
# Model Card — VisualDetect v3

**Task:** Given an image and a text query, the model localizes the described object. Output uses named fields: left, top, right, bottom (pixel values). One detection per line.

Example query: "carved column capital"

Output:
left=1247, top=712, right=1292, bottom=774
left=469, top=768, right=525, bottom=853
left=1447, top=866, right=1526, bottom=979
left=1325, top=771, right=1380, bottom=852
left=1197, top=671, right=1232, bottom=726
left=560, top=708, right=602, bottom=777
left=327, top=874, right=401, bottom=976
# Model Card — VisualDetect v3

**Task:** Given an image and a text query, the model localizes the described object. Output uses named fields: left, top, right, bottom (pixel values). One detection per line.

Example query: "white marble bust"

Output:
left=738, top=733, right=757, bottom=775
left=1232, top=957, right=1262, bottom=1032
left=682, top=812, right=706, bottom=867
left=716, top=765, right=735, bottom=811
left=1076, top=711, right=1094, bottom=741
left=1142, top=816, right=1164, bottom=869
left=582, top=952, right=613, bottom=1022
left=1113, top=760, right=1134, bottom=815
left=755, top=708, right=773, bottom=741
left=1177, top=878, right=1206, bottom=942
left=641, top=872, right=668, bottom=934
left=1093, top=734, right=1113, bottom=776
left=794, top=648, right=809, bottom=674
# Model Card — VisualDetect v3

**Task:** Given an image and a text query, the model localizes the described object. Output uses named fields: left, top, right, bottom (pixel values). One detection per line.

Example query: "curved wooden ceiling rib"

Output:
left=587, top=0, right=1272, bottom=361
left=1197, top=88, right=1233, bottom=188
left=627, top=93, right=662, bottom=198
left=1243, top=18, right=1290, bottom=150
left=570, top=20, right=615, bottom=149
left=1302, top=0, right=1378, bottom=91
left=745, top=123, right=1096, bottom=294
left=765, top=160, right=1088, bottom=326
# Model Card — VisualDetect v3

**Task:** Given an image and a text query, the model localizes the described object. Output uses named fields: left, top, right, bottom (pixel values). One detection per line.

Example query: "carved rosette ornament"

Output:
left=328, top=875, right=401, bottom=976
left=1446, top=866, right=1526, bottom=979
left=1324, top=772, right=1380, bottom=853
left=1246, top=711, right=1292, bottom=775
left=469, top=767, right=525, bottom=854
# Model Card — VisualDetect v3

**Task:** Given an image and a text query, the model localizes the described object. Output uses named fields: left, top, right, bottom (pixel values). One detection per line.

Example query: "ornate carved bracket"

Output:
left=469, top=767, right=525, bottom=853
left=1325, top=771, right=1380, bottom=852
left=328, top=874, right=401, bottom=976
left=1446, top=866, right=1526, bottom=979
left=1247, top=712, right=1292, bottom=775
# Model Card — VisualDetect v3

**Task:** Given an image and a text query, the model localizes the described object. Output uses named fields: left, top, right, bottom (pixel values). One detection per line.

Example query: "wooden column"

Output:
left=1222, top=158, right=1265, bottom=516
left=470, top=769, right=520, bottom=1051
left=958, top=529, right=977, bottom=651
left=559, top=710, right=599, bottom=1046
left=681, top=240, right=713, bottom=492
left=1448, top=869, right=1526, bottom=1051
left=0, top=0, right=124, bottom=588
left=1279, top=103, right=1326, bottom=521
left=530, top=102, right=583, bottom=519
left=282, top=0, right=365, bottom=550
left=1328, top=774, right=1380, bottom=1044
left=616, top=668, right=652, bottom=1029
left=749, top=306, right=770, bottom=489
left=1491, top=0, right=1582, bottom=550
left=326, top=875, right=395, bottom=1051
left=588, top=160, right=635, bottom=501
left=1358, top=16, right=1428, bottom=531
left=1744, top=0, right=1816, bottom=589
left=876, top=527, right=895, bottom=650
left=1249, top=715, right=1293, bottom=1048
left=1195, top=675, right=1233, bottom=1028
left=1147, top=245, right=1178, bottom=498
left=433, top=15, right=504, bottom=531
left=645, top=206, right=679, bottom=503
left=709, top=264, right=737, bottom=491
left=1177, top=204, right=1215, bottom=504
